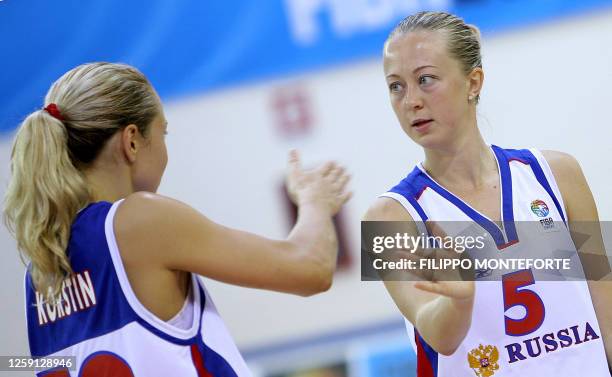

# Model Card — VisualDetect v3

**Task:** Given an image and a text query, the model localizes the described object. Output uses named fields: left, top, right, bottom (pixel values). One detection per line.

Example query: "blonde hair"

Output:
left=388, top=11, right=483, bottom=103
left=4, top=62, right=159, bottom=299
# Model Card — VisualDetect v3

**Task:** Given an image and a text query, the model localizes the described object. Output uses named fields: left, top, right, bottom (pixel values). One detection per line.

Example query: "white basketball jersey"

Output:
left=381, top=145, right=610, bottom=377
left=25, top=200, right=252, bottom=376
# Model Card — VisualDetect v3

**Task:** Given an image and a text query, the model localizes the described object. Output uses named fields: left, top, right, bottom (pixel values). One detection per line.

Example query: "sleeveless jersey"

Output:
left=381, top=145, right=610, bottom=377
left=25, top=200, right=252, bottom=376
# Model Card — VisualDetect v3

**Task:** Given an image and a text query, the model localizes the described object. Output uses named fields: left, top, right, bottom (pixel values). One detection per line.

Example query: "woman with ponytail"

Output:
left=4, top=62, right=351, bottom=376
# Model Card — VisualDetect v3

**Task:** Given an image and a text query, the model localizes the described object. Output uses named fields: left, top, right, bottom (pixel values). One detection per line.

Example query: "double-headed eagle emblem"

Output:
left=467, top=344, right=500, bottom=377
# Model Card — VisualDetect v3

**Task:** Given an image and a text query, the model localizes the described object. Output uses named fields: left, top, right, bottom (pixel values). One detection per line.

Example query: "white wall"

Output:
left=0, top=9, right=611, bottom=363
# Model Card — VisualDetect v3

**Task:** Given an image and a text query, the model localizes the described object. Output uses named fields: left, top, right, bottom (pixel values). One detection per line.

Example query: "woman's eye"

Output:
left=419, top=75, right=436, bottom=86
left=389, top=82, right=403, bottom=92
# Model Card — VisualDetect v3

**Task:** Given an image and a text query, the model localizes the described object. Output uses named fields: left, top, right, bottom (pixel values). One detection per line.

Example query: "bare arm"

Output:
left=364, top=197, right=474, bottom=355
left=115, top=151, right=351, bottom=297
left=543, top=150, right=612, bottom=365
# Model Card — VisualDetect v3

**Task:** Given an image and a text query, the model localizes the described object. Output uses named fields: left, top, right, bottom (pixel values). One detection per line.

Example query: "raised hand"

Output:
left=411, top=221, right=475, bottom=300
left=285, top=150, right=352, bottom=215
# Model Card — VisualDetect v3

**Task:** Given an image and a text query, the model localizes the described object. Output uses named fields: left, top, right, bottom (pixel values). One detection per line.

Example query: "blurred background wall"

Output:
left=1, top=1, right=611, bottom=376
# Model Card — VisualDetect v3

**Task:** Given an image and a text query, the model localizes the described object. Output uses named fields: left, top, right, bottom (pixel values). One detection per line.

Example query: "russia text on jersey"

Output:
left=505, top=321, right=600, bottom=363
left=34, top=270, right=97, bottom=326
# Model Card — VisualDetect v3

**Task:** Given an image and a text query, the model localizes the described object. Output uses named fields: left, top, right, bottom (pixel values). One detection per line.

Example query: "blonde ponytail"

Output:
left=4, top=109, right=90, bottom=298
left=3, top=62, right=159, bottom=300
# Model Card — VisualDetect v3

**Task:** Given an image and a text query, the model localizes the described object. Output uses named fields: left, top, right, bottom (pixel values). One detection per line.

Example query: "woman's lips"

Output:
left=411, top=119, right=433, bottom=132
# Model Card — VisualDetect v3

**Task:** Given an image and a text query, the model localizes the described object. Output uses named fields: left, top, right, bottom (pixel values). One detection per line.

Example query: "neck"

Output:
left=83, top=164, right=133, bottom=203
left=422, top=130, right=497, bottom=190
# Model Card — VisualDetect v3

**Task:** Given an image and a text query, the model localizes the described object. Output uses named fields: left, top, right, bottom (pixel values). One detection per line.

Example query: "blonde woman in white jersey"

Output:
left=363, top=11, right=611, bottom=377
left=4, top=62, right=351, bottom=376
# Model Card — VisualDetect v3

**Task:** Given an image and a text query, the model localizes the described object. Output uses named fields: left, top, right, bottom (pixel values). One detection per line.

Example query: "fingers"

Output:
left=328, top=178, right=353, bottom=215
left=287, top=153, right=353, bottom=210
left=414, top=281, right=447, bottom=295
left=332, top=171, right=350, bottom=191
left=414, top=281, right=466, bottom=298
left=326, top=164, right=344, bottom=180
left=318, top=160, right=346, bottom=179
left=330, top=168, right=351, bottom=205
left=383, top=249, right=433, bottom=281
left=317, top=160, right=350, bottom=192
left=319, top=161, right=336, bottom=176
left=338, top=190, right=353, bottom=206
left=415, top=277, right=475, bottom=299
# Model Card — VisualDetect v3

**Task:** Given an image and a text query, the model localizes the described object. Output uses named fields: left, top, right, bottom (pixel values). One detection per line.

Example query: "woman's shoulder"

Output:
left=539, top=150, right=584, bottom=183
left=112, top=192, right=206, bottom=262
left=494, top=146, right=584, bottom=188
left=363, top=196, right=415, bottom=222
left=114, top=191, right=210, bottom=238
left=538, top=150, right=593, bottom=217
left=120, top=191, right=173, bottom=208
left=116, top=192, right=191, bottom=223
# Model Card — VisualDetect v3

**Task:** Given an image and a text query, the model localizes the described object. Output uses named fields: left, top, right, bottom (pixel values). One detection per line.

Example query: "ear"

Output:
left=121, top=124, right=140, bottom=163
left=467, top=67, right=484, bottom=100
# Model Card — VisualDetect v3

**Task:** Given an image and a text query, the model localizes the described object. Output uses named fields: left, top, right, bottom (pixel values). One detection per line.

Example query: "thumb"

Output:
left=287, top=149, right=301, bottom=175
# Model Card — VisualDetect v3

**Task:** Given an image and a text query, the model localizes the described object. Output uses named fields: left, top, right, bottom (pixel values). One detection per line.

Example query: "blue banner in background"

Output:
left=1, top=0, right=611, bottom=132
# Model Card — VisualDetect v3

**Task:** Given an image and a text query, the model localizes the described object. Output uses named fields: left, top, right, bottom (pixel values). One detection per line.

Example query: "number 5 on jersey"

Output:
left=502, top=269, right=545, bottom=336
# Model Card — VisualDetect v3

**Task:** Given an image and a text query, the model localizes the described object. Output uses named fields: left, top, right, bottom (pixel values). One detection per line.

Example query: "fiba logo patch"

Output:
left=530, top=199, right=557, bottom=231
left=530, top=199, right=549, bottom=217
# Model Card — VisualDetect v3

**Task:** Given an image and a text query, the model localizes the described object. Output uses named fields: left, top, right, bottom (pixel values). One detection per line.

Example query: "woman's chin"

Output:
left=406, top=131, right=446, bottom=150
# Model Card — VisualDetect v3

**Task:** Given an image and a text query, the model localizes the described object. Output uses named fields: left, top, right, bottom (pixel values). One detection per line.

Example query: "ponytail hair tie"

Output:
left=43, top=103, right=65, bottom=121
